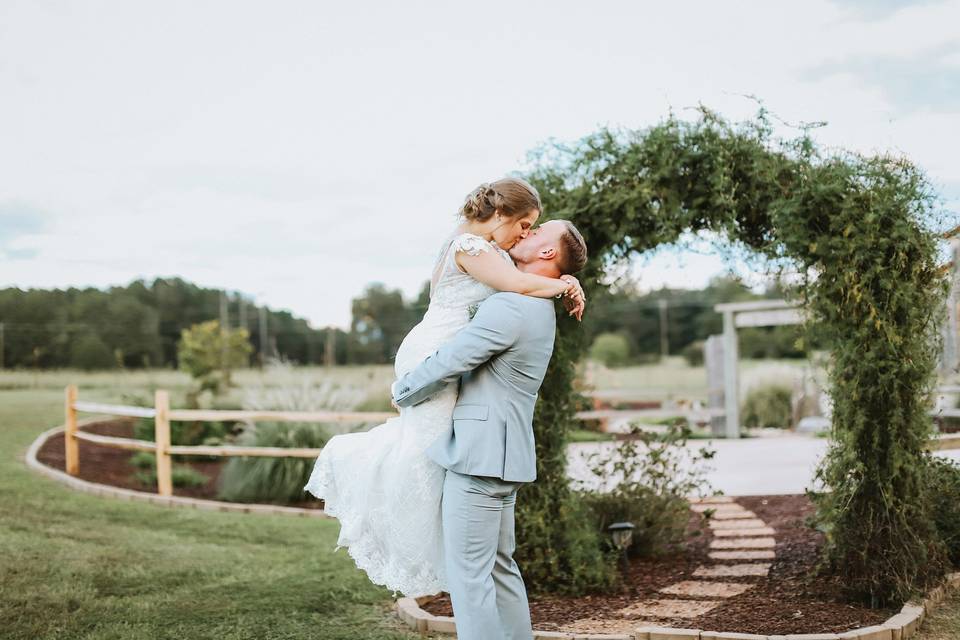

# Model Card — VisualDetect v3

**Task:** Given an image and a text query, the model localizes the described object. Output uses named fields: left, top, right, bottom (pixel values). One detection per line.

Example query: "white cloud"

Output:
left=0, top=0, right=957, bottom=326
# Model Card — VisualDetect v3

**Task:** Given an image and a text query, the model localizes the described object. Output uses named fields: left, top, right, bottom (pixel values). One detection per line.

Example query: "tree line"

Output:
left=0, top=274, right=805, bottom=370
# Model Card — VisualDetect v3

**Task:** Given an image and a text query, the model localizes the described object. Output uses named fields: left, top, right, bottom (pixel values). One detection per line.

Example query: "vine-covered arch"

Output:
left=517, top=107, right=952, bottom=605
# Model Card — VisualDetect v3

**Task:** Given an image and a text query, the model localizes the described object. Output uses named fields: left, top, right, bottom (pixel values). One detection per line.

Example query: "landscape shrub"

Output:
left=927, top=457, right=960, bottom=567
left=216, top=422, right=329, bottom=504
left=577, top=422, right=717, bottom=558
left=742, top=384, right=793, bottom=429
left=681, top=340, right=704, bottom=366
left=589, top=333, right=631, bottom=367
left=133, top=464, right=208, bottom=488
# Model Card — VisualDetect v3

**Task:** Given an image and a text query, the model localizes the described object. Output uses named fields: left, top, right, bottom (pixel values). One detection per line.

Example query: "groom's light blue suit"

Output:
left=392, top=292, right=556, bottom=640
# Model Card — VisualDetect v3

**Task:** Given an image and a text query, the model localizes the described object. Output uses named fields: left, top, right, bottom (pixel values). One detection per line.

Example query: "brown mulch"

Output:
left=423, top=494, right=897, bottom=636
left=35, top=418, right=325, bottom=510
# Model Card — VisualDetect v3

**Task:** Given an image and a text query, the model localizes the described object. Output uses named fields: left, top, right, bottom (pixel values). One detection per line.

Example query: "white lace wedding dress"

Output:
left=303, top=231, right=513, bottom=597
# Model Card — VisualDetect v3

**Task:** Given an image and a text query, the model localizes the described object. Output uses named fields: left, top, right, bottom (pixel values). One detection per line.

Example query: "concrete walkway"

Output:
left=566, top=433, right=960, bottom=496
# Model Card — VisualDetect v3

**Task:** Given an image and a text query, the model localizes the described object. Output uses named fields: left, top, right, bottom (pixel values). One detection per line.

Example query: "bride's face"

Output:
left=490, top=208, right=540, bottom=251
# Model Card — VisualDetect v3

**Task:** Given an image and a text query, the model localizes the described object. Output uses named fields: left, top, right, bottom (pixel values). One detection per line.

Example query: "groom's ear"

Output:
left=538, top=246, right=558, bottom=261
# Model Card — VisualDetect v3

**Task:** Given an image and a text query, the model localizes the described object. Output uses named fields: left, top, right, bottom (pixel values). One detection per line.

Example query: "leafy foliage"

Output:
left=216, top=422, right=330, bottom=504
left=522, top=106, right=952, bottom=604
left=742, top=383, right=793, bottom=429
left=589, top=332, right=631, bottom=367
left=177, top=320, right=253, bottom=393
left=578, top=423, right=716, bottom=559
left=927, top=457, right=960, bottom=567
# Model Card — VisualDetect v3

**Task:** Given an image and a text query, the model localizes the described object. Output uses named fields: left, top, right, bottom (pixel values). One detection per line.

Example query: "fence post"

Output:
left=65, top=384, right=79, bottom=475
left=155, top=390, right=173, bottom=496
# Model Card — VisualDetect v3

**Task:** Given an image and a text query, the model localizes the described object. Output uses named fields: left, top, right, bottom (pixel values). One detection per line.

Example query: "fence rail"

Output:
left=62, top=384, right=960, bottom=499
left=63, top=385, right=398, bottom=496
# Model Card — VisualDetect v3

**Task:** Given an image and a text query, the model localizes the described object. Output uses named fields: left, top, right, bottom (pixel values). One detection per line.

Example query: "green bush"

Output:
left=133, top=417, right=232, bottom=450
left=682, top=340, right=704, bottom=366
left=589, top=333, right=631, bottom=367
left=128, top=451, right=155, bottom=469
left=928, top=457, right=960, bottom=567
left=216, top=422, right=330, bottom=504
left=742, top=384, right=792, bottom=429
left=577, top=423, right=716, bottom=558
left=133, top=464, right=209, bottom=488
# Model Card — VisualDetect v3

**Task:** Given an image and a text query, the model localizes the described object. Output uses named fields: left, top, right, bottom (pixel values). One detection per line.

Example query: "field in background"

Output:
left=585, top=356, right=817, bottom=403
left=2, top=357, right=814, bottom=400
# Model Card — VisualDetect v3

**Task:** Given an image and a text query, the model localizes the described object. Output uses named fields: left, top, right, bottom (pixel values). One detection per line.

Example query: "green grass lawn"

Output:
left=5, top=366, right=959, bottom=639
left=0, top=380, right=418, bottom=640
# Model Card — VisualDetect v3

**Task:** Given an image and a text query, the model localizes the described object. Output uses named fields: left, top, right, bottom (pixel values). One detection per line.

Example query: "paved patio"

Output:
left=566, top=433, right=960, bottom=496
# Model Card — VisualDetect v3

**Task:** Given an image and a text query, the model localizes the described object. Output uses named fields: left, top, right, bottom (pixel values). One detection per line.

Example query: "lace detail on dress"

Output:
left=302, top=228, right=515, bottom=597
left=450, top=232, right=491, bottom=257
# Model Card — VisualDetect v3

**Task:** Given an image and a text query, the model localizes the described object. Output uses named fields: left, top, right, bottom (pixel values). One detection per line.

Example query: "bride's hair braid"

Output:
left=460, top=177, right=541, bottom=222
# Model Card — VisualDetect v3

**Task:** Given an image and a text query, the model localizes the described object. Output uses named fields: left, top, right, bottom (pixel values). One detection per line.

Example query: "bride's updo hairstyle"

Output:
left=460, top=177, right=542, bottom=222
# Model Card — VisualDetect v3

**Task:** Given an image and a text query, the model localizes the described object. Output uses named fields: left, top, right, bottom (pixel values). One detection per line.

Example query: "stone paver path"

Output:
left=565, top=496, right=778, bottom=635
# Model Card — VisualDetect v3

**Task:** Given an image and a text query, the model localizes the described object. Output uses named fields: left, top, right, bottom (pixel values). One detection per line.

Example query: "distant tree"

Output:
left=177, top=320, right=252, bottom=394
left=69, top=333, right=115, bottom=370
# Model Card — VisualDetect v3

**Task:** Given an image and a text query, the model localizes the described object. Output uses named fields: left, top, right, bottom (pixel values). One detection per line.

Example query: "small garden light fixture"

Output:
left=607, top=521, right=635, bottom=571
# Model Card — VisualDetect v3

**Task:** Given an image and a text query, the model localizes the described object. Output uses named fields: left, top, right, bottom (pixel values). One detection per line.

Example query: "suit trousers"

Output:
left=441, top=469, right=533, bottom=640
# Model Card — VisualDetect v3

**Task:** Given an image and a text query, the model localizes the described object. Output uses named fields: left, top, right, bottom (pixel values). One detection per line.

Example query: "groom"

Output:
left=391, top=219, right=588, bottom=640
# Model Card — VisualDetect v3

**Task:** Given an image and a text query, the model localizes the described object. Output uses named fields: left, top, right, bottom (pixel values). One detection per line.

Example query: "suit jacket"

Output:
left=391, top=292, right=556, bottom=482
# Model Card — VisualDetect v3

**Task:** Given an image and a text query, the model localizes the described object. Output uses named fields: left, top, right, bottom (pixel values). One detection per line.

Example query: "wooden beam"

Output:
left=168, top=444, right=322, bottom=458
left=167, top=409, right=397, bottom=423
left=73, top=431, right=157, bottom=453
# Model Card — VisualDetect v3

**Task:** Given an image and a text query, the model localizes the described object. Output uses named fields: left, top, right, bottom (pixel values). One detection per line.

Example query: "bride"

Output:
left=303, top=177, right=585, bottom=597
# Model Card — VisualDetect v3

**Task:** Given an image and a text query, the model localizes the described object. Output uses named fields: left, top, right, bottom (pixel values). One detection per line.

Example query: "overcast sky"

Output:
left=2, top=0, right=958, bottom=328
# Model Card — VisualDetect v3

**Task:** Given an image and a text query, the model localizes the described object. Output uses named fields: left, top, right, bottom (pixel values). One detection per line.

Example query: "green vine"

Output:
left=517, top=106, right=952, bottom=605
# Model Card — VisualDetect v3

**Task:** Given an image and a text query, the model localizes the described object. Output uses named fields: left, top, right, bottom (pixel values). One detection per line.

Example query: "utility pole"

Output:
left=658, top=298, right=669, bottom=359
left=219, top=290, right=229, bottom=367
left=258, top=305, right=269, bottom=367
left=238, top=293, right=248, bottom=332
left=325, top=327, right=336, bottom=368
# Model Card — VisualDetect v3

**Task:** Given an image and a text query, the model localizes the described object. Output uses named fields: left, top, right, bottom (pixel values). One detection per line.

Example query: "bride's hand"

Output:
left=560, top=275, right=586, bottom=321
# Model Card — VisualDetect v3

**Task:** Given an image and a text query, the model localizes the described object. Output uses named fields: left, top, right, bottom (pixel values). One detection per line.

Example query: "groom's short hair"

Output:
left=556, top=221, right=588, bottom=274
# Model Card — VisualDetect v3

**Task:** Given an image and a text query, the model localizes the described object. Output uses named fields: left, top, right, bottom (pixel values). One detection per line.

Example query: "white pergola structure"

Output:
left=711, top=291, right=960, bottom=438
left=712, top=299, right=804, bottom=438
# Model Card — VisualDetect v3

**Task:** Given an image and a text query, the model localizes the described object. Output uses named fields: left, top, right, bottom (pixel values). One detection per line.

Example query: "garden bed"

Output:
left=423, top=494, right=898, bottom=636
left=35, top=418, right=326, bottom=510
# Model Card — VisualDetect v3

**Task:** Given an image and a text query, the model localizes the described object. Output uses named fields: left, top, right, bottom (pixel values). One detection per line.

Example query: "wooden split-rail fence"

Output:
left=62, top=384, right=960, bottom=498
left=63, top=385, right=396, bottom=497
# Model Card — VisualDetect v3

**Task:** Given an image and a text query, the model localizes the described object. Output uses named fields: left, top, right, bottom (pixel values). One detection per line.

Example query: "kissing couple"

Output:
left=305, top=176, right=588, bottom=640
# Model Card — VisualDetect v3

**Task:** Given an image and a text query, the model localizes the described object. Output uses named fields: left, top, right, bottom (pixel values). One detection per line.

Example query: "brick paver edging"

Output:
left=395, top=555, right=960, bottom=639
left=24, top=419, right=332, bottom=519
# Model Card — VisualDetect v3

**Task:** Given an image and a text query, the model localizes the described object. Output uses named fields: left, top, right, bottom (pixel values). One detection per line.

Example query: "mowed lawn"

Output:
left=0, top=372, right=417, bottom=640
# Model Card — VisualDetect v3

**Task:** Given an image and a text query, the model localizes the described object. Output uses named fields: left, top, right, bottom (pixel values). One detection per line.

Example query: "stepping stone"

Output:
left=690, top=503, right=746, bottom=514
left=710, top=510, right=758, bottom=520
left=660, top=581, right=755, bottom=598
left=709, top=518, right=767, bottom=529
left=710, top=537, right=776, bottom=549
left=709, top=550, right=776, bottom=560
left=712, top=527, right=776, bottom=537
left=693, top=563, right=772, bottom=577
left=618, top=598, right=720, bottom=618
left=690, top=496, right=735, bottom=504
left=564, top=617, right=643, bottom=635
